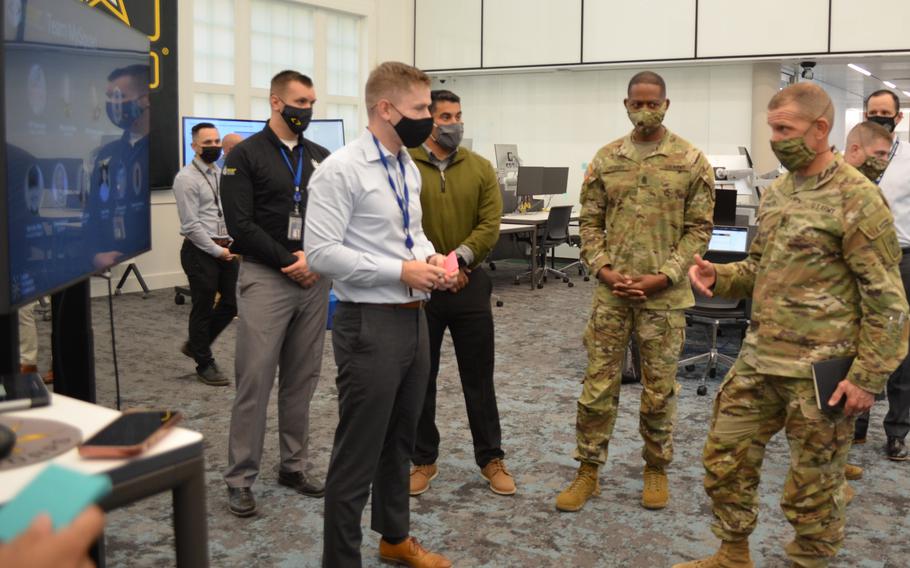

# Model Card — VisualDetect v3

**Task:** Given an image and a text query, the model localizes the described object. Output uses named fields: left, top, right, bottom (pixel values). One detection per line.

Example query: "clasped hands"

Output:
left=598, top=266, right=669, bottom=301
left=281, top=251, right=319, bottom=287
left=401, top=254, right=459, bottom=293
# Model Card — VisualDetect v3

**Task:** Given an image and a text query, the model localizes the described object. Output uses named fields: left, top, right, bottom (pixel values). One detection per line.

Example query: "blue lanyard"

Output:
left=372, top=135, right=414, bottom=250
left=280, top=144, right=305, bottom=211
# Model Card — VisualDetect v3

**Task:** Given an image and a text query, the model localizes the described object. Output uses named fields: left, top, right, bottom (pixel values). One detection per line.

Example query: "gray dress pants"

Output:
left=224, top=260, right=330, bottom=488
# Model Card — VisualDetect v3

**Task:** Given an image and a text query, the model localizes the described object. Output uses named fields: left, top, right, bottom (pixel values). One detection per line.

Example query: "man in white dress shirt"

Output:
left=855, top=89, right=910, bottom=461
left=306, top=61, right=455, bottom=568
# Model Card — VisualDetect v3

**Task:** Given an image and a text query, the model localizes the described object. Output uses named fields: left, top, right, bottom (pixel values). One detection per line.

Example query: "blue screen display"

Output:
left=181, top=117, right=345, bottom=166
left=4, top=0, right=152, bottom=309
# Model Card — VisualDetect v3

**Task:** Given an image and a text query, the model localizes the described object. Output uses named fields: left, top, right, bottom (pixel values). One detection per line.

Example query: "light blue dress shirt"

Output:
left=305, top=130, right=436, bottom=303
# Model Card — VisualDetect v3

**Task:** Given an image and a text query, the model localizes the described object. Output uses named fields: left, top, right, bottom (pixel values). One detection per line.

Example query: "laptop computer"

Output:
left=708, top=226, right=749, bottom=253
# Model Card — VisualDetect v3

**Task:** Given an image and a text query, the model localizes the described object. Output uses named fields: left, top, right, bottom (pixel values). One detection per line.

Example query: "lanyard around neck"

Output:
left=191, top=160, right=222, bottom=217
left=279, top=143, right=305, bottom=212
left=372, top=135, right=414, bottom=250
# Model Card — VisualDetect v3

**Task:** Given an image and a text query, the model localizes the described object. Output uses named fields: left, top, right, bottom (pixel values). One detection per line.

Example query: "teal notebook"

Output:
left=0, top=463, right=111, bottom=542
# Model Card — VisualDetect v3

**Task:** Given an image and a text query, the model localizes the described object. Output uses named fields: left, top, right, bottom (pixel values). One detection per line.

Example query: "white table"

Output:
left=499, top=211, right=580, bottom=288
left=0, top=395, right=208, bottom=567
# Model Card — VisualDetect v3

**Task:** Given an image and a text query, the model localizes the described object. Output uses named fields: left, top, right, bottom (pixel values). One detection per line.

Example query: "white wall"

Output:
left=439, top=64, right=754, bottom=209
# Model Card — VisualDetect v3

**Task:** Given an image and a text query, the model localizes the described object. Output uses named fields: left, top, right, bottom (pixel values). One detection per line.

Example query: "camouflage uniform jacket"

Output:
left=579, top=129, right=715, bottom=309
left=715, top=152, right=909, bottom=393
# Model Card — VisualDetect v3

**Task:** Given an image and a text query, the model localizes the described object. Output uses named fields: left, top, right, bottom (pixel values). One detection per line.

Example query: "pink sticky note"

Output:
left=444, top=251, right=459, bottom=274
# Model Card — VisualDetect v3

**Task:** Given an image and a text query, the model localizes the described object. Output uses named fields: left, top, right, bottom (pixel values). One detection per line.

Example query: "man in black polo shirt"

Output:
left=220, top=70, right=331, bottom=517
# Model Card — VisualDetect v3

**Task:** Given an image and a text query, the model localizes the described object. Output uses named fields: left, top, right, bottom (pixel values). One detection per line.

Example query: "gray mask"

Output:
left=434, top=123, right=464, bottom=150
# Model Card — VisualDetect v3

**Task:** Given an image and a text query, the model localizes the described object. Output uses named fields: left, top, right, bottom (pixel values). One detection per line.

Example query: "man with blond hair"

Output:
left=676, top=82, right=909, bottom=568
left=306, top=61, right=454, bottom=568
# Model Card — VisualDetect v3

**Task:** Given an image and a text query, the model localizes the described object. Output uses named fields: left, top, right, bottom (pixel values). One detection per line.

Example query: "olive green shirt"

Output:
left=409, top=145, right=502, bottom=267
left=579, top=129, right=715, bottom=309
left=715, top=152, right=910, bottom=393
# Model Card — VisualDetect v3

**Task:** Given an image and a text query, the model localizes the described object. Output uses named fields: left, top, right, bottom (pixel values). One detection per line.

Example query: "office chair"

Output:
left=678, top=293, right=749, bottom=396
left=561, top=234, right=590, bottom=283
left=513, top=205, right=574, bottom=288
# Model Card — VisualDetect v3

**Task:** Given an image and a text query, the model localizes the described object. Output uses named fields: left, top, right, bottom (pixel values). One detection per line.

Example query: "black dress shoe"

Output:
left=278, top=470, right=325, bottom=497
left=886, top=437, right=910, bottom=461
left=227, top=487, right=257, bottom=517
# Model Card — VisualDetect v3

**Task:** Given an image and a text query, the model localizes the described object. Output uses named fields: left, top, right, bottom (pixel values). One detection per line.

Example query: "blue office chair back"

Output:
left=544, top=205, right=573, bottom=241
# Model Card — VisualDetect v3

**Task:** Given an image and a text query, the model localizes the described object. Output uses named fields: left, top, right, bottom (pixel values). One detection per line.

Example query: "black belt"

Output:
left=340, top=300, right=425, bottom=310
left=902, top=247, right=910, bottom=255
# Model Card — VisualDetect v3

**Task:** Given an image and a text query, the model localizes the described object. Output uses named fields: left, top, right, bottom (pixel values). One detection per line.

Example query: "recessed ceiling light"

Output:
left=884, top=80, right=897, bottom=88
left=848, top=63, right=872, bottom=76
left=903, top=91, right=910, bottom=97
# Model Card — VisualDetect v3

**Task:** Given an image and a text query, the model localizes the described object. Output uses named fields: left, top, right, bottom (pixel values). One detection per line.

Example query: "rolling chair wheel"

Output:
left=114, top=288, right=122, bottom=296
left=489, top=262, right=496, bottom=271
left=709, top=368, right=716, bottom=379
left=513, top=279, right=521, bottom=285
left=697, top=385, right=708, bottom=396
left=536, top=283, right=544, bottom=289
left=174, top=294, right=185, bottom=305
left=562, top=277, right=569, bottom=283
left=496, top=300, right=504, bottom=307
left=567, top=282, right=574, bottom=288
left=583, top=276, right=590, bottom=282
left=684, top=365, right=695, bottom=372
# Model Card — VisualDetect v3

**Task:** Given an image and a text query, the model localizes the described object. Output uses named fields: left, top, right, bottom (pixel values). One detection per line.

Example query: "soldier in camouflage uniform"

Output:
left=555, top=71, right=715, bottom=513
left=675, top=83, right=909, bottom=568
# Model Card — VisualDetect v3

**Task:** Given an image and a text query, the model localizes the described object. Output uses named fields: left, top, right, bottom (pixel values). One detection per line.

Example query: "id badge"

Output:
left=287, top=212, right=303, bottom=241
left=216, top=219, right=227, bottom=237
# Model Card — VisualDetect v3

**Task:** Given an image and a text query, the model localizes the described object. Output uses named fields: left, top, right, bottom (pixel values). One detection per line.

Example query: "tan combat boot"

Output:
left=672, top=540, right=754, bottom=568
left=844, top=482, right=855, bottom=506
left=641, top=465, right=668, bottom=509
left=555, top=462, right=600, bottom=512
left=844, top=463, right=863, bottom=480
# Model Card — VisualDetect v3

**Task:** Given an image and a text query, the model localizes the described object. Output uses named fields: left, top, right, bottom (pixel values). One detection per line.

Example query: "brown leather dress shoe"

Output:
left=379, top=537, right=451, bottom=568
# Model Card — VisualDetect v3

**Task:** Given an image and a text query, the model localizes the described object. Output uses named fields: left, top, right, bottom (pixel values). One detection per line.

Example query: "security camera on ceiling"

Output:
left=800, top=61, right=816, bottom=80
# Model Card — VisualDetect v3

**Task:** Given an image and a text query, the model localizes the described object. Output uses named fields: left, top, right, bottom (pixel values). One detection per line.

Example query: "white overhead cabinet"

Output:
left=583, top=0, right=696, bottom=62
left=830, top=0, right=910, bottom=52
left=696, top=0, right=829, bottom=58
left=414, top=0, right=483, bottom=70
left=482, top=0, right=582, bottom=67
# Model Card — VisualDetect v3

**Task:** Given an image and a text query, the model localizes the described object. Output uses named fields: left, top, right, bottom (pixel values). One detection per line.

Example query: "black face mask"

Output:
left=868, top=114, right=897, bottom=133
left=390, top=104, right=434, bottom=148
left=280, top=101, right=313, bottom=134
left=106, top=98, right=144, bottom=130
left=199, top=146, right=222, bottom=164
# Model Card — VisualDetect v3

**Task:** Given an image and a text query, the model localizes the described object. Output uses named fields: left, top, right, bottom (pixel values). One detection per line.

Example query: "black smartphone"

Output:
left=78, top=410, right=181, bottom=458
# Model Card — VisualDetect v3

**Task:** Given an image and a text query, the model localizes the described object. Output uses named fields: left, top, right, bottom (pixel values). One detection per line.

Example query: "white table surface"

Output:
left=0, top=394, right=203, bottom=503
left=499, top=222, right=534, bottom=234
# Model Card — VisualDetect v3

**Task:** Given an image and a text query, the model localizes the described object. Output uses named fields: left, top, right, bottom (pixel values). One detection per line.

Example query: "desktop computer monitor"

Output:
left=708, top=226, right=749, bottom=253
left=714, top=189, right=737, bottom=226
left=2, top=0, right=152, bottom=312
left=516, top=166, right=544, bottom=197
left=181, top=118, right=345, bottom=165
left=542, top=167, right=569, bottom=195
left=516, top=166, right=569, bottom=196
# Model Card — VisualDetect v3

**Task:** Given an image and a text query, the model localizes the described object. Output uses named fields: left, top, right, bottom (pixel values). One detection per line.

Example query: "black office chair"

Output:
left=514, top=205, right=574, bottom=288
left=678, top=293, right=749, bottom=396
left=561, top=234, right=590, bottom=283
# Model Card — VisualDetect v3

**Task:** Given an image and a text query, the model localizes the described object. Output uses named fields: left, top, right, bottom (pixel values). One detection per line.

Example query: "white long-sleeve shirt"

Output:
left=880, top=139, right=910, bottom=248
left=304, top=130, right=436, bottom=303
left=173, top=157, right=229, bottom=257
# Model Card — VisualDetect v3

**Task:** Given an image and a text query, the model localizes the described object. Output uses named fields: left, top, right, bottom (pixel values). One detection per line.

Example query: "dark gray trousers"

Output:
left=856, top=251, right=910, bottom=440
left=323, top=302, right=430, bottom=568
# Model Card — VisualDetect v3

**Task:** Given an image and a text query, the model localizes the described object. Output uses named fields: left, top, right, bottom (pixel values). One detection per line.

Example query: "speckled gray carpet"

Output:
left=33, top=262, right=910, bottom=567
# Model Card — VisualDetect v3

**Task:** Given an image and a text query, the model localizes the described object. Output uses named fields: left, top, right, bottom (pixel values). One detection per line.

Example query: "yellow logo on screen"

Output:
left=83, top=0, right=130, bottom=26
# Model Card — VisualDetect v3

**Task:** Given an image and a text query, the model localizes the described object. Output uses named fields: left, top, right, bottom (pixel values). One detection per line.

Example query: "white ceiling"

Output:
left=783, top=55, right=910, bottom=103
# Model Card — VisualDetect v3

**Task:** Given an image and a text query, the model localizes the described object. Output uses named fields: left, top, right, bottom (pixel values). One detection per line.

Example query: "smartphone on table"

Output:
left=78, top=410, right=181, bottom=459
